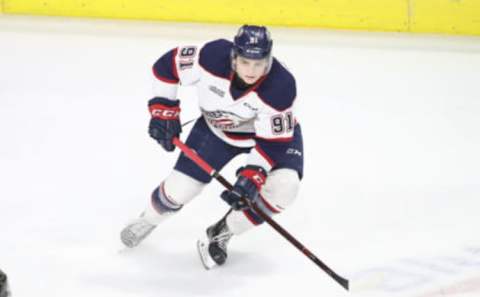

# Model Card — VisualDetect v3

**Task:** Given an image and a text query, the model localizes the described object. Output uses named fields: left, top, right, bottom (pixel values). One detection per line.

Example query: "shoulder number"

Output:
left=178, top=46, right=197, bottom=70
left=179, top=46, right=197, bottom=58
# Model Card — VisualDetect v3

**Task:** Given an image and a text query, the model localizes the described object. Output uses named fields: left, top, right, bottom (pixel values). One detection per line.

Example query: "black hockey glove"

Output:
left=148, top=97, right=182, bottom=152
left=221, top=165, right=267, bottom=210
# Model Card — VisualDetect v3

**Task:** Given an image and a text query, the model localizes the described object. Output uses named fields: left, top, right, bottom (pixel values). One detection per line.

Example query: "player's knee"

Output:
left=238, top=169, right=300, bottom=227
left=261, top=168, right=300, bottom=212
left=162, top=170, right=205, bottom=205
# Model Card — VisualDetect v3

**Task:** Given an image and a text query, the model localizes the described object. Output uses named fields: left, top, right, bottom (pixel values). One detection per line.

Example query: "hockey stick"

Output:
left=172, top=137, right=349, bottom=291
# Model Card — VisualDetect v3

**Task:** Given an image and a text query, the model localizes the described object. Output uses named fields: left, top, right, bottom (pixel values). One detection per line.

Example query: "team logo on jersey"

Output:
left=208, top=85, right=225, bottom=97
left=201, top=108, right=249, bottom=130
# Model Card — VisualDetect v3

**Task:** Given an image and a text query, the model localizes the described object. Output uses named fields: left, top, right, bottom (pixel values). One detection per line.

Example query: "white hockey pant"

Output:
left=143, top=168, right=300, bottom=233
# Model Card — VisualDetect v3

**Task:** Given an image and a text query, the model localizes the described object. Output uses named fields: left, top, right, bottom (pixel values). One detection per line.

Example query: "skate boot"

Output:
left=197, top=217, right=233, bottom=269
left=120, top=212, right=157, bottom=248
left=121, top=183, right=183, bottom=248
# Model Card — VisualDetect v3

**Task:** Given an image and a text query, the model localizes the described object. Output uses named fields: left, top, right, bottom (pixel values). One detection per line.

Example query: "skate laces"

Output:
left=211, top=227, right=233, bottom=251
left=128, top=219, right=156, bottom=236
left=121, top=216, right=158, bottom=248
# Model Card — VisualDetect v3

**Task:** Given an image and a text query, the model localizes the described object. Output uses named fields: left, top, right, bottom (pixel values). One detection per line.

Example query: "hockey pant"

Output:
left=142, top=168, right=300, bottom=235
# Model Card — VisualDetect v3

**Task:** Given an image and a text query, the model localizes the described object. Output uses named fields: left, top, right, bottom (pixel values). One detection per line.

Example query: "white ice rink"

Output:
left=1, top=15, right=480, bottom=297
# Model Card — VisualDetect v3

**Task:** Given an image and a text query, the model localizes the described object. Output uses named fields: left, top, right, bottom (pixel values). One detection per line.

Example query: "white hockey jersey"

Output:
left=151, top=39, right=298, bottom=172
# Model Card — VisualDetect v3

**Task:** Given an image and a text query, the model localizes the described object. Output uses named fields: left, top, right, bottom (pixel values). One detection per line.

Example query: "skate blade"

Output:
left=196, top=239, right=217, bottom=270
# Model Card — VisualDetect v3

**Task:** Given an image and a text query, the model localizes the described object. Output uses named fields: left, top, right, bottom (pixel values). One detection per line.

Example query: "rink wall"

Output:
left=1, top=0, right=480, bottom=36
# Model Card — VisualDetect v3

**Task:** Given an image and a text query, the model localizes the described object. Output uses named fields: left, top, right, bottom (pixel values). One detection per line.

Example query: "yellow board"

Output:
left=3, top=0, right=408, bottom=31
left=2, top=0, right=480, bottom=35
left=411, top=0, right=480, bottom=35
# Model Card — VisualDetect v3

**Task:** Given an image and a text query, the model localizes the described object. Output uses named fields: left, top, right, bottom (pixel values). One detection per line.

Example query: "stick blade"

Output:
left=339, top=277, right=349, bottom=291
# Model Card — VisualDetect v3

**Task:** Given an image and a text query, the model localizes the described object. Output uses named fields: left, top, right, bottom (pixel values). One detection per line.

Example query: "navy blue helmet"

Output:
left=233, top=25, right=272, bottom=60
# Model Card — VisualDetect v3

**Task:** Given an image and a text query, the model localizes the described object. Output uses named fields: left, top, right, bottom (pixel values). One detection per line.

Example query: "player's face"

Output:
left=234, top=56, right=268, bottom=84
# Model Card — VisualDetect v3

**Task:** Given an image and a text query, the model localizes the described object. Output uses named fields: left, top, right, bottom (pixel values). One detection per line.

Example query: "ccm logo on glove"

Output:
left=149, top=105, right=180, bottom=120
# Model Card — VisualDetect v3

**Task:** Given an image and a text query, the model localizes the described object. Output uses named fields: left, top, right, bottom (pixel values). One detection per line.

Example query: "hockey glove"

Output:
left=148, top=97, right=182, bottom=152
left=221, top=165, right=267, bottom=210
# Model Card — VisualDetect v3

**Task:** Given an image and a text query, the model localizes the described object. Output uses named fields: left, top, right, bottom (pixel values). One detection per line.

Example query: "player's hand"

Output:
left=148, top=97, right=182, bottom=152
left=221, top=165, right=267, bottom=210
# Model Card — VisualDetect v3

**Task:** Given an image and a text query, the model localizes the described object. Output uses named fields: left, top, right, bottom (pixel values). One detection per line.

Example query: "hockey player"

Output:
left=0, top=269, right=10, bottom=297
left=121, top=25, right=304, bottom=269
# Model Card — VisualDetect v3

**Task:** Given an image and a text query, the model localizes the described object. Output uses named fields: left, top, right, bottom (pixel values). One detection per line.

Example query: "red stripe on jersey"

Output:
left=255, top=136, right=294, bottom=142
left=235, top=75, right=267, bottom=100
left=255, top=145, right=275, bottom=166
left=224, top=132, right=255, bottom=140
left=172, top=48, right=179, bottom=80
left=225, top=74, right=268, bottom=101
left=225, top=134, right=251, bottom=140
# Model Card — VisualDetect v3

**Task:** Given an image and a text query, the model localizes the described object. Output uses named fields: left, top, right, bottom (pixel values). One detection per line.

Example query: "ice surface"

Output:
left=1, top=15, right=480, bottom=297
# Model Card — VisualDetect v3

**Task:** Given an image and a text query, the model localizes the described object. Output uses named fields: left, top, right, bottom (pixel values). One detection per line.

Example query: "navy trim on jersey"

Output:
left=230, top=74, right=267, bottom=100
left=199, top=39, right=233, bottom=80
left=174, top=117, right=303, bottom=185
left=197, top=39, right=296, bottom=110
left=224, top=131, right=257, bottom=140
left=254, top=144, right=275, bottom=167
left=255, top=124, right=304, bottom=179
left=153, top=48, right=179, bottom=84
left=255, top=59, right=296, bottom=111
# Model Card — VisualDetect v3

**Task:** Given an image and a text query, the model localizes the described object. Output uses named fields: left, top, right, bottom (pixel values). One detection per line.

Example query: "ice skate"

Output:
left=197, top=217, right=233, bottom=269
left=120, top=212, right=157, bottom=248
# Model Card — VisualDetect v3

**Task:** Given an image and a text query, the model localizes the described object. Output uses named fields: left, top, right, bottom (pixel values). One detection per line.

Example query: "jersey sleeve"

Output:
left=151, top=45, right=202, bottom=100
left=246, top=76, right=297, bottom=171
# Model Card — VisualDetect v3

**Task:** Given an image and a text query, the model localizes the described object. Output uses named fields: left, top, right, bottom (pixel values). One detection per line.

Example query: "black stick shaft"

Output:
left=249, top=201, right=349, bottom=290
left=177, top=139, right=349, bottom=290
left=213, top=171, right=349, bottom=290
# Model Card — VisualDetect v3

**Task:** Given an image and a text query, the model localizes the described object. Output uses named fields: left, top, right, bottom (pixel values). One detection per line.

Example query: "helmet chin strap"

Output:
left=264, top=54, right=273, bottom=74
